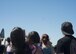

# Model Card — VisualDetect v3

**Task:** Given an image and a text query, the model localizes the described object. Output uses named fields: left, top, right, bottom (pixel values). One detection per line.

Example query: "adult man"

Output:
left=56, top=22, right=76, bottom=54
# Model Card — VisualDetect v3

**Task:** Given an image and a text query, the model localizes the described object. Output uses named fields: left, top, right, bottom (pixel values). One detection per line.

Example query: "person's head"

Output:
left=7, top=37, right=10, bottom=43
left=61, top=22, right=74, bottom=35
left=41, top=34, right=49, bottom=44
left=10, top=27, right=25, bottom=48
left=6, top=37, right=11, bottom=45
left=28, top=31, right=40, bottom=44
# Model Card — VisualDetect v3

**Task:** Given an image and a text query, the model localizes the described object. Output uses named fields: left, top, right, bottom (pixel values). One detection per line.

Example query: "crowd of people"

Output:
left=0, top=21, right=76, bottom=54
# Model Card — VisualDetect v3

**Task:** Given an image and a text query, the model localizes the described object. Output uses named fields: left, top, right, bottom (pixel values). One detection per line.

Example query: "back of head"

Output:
left=7, top=37, right=10, bottom=43
left=61, top=22, right=74, bottom=35
left=10, top=27, right=32, bottom=54
left=28, top=31, right=40, bottom=44
left=41, top=34, right=49, bottom=44
left=10, top=27, right=25, bottom=48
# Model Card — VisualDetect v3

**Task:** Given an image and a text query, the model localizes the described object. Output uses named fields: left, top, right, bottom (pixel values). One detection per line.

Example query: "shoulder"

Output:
left=71, top=36, right=76, bottom=41
left=70, top=36, right=76, bottom=45
left=35, top=45, right=43, bottom=54
left=58, top=36, right=71, bottom=44
left=56, top=36, right=72, bottom=49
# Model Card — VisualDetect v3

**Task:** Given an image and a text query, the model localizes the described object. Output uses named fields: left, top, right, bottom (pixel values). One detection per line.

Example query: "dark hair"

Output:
left=28, top=31, right=40, bottom=44
left=61, top=22, right=74, bottom=35
left=7, top=37, right=10, bottom=43
left=41, top=34, right=49, bottom=44
left=6, top=37, right=11, bottom=45
left=10, top=27, right=25, bottom=48
left=10, top=27, right=32, bottom=54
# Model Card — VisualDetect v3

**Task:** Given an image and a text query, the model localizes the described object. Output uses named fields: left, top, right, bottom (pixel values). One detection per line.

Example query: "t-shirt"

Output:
left=56, top=35, right=72, bottom=54
left=43, top=47, right=53, bottom=54
left=6, top=45, right=12, bottom=52
left=42, top=44, right=55, bottom=54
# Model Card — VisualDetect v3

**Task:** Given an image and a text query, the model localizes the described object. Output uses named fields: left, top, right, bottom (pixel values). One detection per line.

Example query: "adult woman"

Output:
left=41, top=34, right=55, bottom=54
left=10, top=27, right=32, bottom=54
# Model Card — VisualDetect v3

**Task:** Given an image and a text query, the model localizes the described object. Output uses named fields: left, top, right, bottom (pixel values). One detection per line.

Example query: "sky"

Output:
left=0, top=0, right=76, bottom=46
